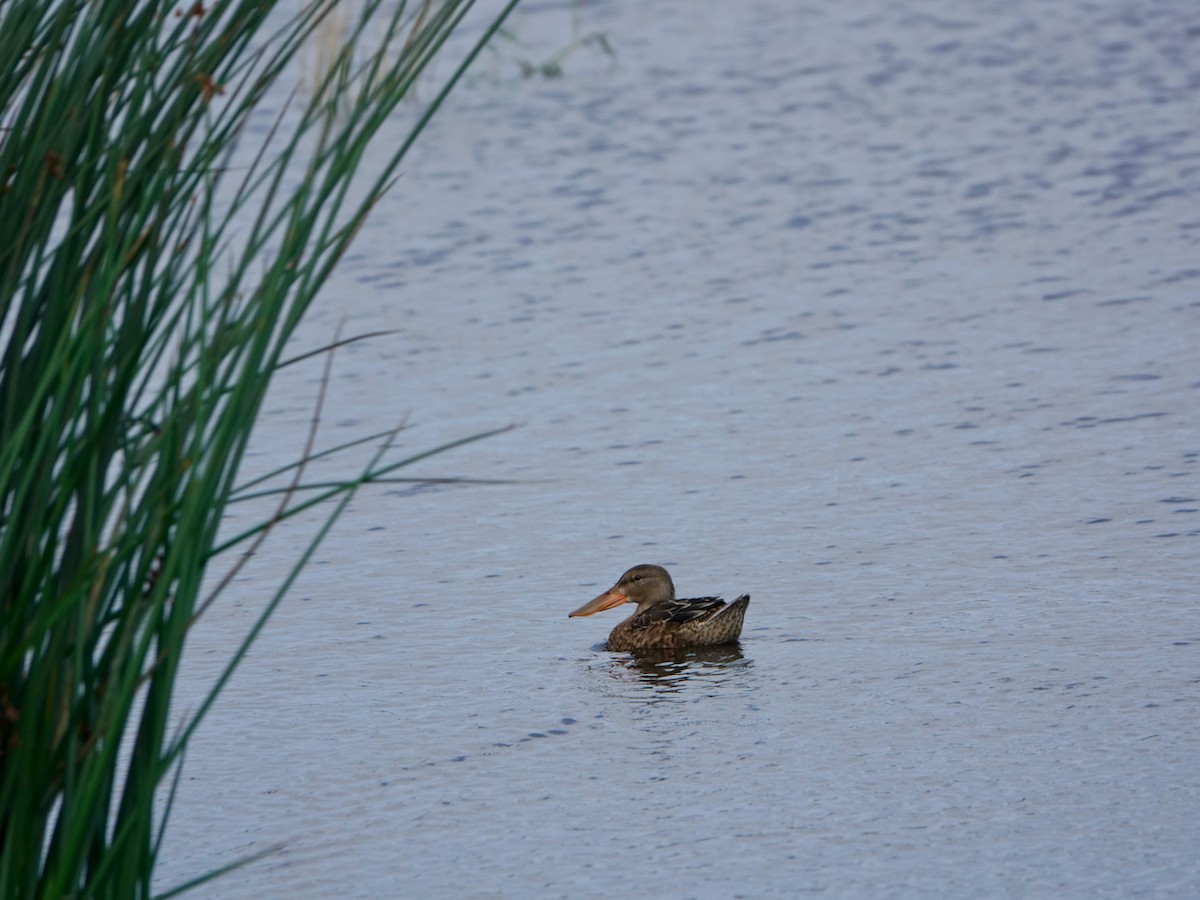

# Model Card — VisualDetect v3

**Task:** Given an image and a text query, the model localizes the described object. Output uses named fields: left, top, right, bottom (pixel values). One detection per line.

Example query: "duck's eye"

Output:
left=632, top=575, right=643, bottom=582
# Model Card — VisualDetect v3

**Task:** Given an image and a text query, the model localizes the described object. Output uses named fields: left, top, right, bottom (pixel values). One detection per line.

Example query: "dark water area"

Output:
left=157, top=0, right=1199, bottom=896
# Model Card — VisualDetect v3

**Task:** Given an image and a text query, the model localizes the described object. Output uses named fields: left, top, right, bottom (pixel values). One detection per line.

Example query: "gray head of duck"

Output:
left=568, top=564, right=675, bottom=618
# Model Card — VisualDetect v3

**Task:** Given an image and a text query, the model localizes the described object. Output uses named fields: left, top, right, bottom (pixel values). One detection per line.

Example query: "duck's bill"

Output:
left=568, top=588, right=629, bottom=617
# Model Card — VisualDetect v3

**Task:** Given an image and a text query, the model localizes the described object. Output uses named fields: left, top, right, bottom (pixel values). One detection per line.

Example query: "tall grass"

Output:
left=0, top=0, right=518, bottom=895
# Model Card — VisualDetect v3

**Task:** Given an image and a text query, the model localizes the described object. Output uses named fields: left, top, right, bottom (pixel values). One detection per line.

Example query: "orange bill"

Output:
left=568, top=588, right=629, bottom=617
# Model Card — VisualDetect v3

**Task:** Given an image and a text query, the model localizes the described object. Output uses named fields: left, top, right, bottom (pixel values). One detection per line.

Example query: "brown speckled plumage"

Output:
left=569, top=564, right=750, bottom=652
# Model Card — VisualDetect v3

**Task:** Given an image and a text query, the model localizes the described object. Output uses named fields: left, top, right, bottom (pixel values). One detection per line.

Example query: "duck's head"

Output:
left=568, top=564, right=675, bottom=618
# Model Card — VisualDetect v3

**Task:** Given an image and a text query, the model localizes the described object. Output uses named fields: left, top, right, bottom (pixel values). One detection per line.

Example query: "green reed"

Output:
left=0, top=0, right=518, bottom=896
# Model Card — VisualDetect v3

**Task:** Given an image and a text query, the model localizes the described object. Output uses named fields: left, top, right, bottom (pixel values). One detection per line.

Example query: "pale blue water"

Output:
left=157, top=0, right=1199, bottom=896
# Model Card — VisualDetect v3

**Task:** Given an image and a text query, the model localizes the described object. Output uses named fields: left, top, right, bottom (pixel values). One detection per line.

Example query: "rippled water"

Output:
left=156, top=0, right=1198, bottom=896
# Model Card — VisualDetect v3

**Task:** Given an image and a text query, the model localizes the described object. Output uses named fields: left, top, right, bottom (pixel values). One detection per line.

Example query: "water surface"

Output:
left=157, top=0, right=1198, bottom=896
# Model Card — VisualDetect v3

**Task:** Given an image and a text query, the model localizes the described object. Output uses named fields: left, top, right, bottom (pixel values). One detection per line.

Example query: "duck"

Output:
left=568, top=564, right=749, bottom=652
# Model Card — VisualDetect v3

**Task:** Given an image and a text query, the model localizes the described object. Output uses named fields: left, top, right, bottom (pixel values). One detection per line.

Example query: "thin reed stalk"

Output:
left=0, top=0, right=519, bottom=896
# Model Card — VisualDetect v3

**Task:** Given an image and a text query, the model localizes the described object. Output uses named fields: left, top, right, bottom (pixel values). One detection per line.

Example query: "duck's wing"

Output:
left=629, top=596, right=727, bottom=629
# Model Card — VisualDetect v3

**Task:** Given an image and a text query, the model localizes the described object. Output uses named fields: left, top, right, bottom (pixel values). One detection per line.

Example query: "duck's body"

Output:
left=569, top=564, right=749, bottom=652
left=605, top=593, right=751, bottom=652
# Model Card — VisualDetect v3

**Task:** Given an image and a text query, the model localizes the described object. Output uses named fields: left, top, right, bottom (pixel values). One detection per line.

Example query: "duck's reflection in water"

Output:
left=607, top=644, right=752, bottom=696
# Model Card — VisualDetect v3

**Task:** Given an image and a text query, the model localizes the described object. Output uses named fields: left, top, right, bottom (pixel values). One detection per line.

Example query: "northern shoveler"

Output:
left=568, top=564, right=749, bottom=652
